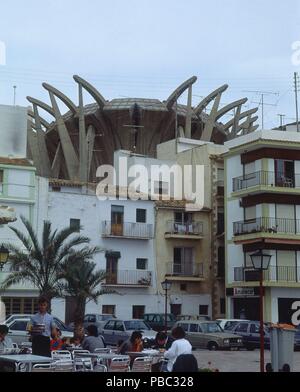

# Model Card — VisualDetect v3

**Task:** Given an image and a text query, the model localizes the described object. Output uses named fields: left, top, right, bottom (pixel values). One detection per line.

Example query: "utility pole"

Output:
left=245, top=90, right=279, bottom=130
left=277, top=114, right=285, bottom=129
left=13, top=85, right=16, bottom=106
left=294, top=72, right=300, bottom=132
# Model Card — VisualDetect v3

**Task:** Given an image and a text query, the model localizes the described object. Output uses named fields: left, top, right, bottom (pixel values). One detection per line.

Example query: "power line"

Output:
left=294, top=72, right=300, bottom=132
left=244, top=90, right=279, bottom=129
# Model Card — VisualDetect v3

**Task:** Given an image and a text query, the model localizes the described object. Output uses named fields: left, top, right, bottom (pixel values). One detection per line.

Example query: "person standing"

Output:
left=27, top=297, right=56, bottom=357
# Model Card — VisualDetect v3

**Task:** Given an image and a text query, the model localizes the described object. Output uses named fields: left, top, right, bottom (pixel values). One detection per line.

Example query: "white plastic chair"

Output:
left=108, top=357, right=130, bottom=372
left=32, top=363, right=54, bottom=372
left=93, top=363, right=108, bottom=372
left=131, top=356, right=153, bottom=372
left=51, top=350, right=72, bottom=361
left=71, top=349, right=90, bottom=359
left=73, top=357, right=94, bottom=372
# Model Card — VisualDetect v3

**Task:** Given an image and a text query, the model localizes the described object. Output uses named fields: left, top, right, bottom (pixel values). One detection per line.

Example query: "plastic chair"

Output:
left=131, top=356, right=153, bottom=372
left=51, top=350, right=72, bottom=361
left=93, top=363, right=108, bottom=372
left=73, top=357, right=94, bottom=372
left=71, top=349, right=90, bottom=359
left=15, top=362, right=29, bottom=372
left=108, top=357, right=130, bottom=372
left=32, top=363, right=54, bottom=372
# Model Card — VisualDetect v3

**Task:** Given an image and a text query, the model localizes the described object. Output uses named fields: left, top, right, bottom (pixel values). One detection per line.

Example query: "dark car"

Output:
left=230, top=321, right=270, bottom=350
left=143, top=313, right=177, bottom=332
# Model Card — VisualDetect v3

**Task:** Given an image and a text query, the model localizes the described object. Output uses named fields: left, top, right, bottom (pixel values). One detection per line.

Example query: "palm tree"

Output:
left=0, top=215, right=94, bottom=308
left=61, top=258, right=114, bottom=339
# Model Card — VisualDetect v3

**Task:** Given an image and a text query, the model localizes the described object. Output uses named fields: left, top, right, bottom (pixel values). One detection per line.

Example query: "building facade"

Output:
left=225, top=130, right=300, bottom=323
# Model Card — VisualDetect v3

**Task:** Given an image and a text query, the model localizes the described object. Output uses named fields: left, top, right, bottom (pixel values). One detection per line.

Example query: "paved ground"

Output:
left=193, top=349, right=300, bottom=372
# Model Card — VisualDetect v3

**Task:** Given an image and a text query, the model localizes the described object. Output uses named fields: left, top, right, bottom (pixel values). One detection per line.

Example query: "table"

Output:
left=0, top=354, right=53, bottom=372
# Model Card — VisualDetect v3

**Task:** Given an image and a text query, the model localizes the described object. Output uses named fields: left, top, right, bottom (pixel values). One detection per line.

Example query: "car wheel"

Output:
left=208, top=342, right=218, bottom=351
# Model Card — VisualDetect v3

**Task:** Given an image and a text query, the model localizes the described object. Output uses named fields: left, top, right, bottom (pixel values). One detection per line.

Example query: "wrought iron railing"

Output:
left=166, top=221, right=203, bottom=236
left=103, top=270, right=152, bottom=286
left=232, top=171, right=300, bottom=192
left=166, top=262, right=204, bottom=277
left=233, top=217, right=300, bottom=236
left=102, top=221, right=153, bottom=239
left=234, top=266, right=300, bottom=283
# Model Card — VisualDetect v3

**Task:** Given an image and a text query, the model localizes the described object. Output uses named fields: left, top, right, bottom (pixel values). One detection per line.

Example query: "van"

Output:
left=143, top=313, right=177, bottom=332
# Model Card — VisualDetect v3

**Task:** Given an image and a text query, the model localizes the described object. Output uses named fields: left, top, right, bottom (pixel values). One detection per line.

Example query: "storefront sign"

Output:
left=233, top=288, right=255, bottom=297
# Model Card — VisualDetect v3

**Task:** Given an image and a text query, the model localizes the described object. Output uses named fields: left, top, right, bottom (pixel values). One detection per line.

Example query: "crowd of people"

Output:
left=0, top=296, right=199, bottom=372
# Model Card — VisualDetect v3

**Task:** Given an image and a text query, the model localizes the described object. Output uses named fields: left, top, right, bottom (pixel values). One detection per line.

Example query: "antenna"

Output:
left=277, top=114, right=285, bottom=129
left=13, top=85, right=17, bottom=106
left=244, top=90, right=279, bottom=129
left=294, top=72, right=300, bottom=132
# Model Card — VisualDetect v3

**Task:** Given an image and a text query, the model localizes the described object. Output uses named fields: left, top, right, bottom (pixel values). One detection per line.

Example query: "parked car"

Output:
left=177, top=315, right=211, bottom=322
left=216, top=319, right=249, bottom=331
left=5, top=316, right=73, bottom=345
left=143, top=313, right=177, bottom=332
left=174, top=320, right=243, bottom=350
left=5, top=314, right=73, bottom=332
left=101, top=319, right=157, bottom=347
left=229, top=321, right=270, bottom=350
left=67, top=313, right=116, bottom=334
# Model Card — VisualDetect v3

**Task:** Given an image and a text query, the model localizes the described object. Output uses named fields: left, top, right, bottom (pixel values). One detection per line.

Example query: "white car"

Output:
left=216, top=319, right=249, bottom=331
left=5, top=316, right=73, bottom=345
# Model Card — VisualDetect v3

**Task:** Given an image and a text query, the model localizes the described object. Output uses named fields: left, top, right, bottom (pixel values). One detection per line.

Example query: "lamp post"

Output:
left=161, top=279, right=172, bottom=333
left=250, top=250, right=272, bottom=373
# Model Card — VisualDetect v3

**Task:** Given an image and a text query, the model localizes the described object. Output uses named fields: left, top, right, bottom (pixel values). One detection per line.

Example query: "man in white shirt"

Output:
left=164, top=326, right=192, bottom=372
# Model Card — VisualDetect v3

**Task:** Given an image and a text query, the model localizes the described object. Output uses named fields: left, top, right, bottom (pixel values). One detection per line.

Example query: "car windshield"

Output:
left=201, top=323, right=223, bottom=333
left=124, top=321, right=150, bottom=330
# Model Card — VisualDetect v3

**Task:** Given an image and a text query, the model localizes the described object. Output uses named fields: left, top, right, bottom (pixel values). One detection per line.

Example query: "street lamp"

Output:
left=161, top=279, right=172, bottom=332
left=0, top=245, right=9, bottom=271
left=250, top=250, right=272, bottom=373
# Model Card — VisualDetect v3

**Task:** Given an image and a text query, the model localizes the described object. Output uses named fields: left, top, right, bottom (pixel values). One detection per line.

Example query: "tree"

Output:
left=61, top=257, right=113, bottom=339
left=0, top=215, right=93, bottom=308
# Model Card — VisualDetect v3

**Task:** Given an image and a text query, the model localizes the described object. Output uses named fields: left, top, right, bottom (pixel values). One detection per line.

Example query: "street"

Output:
left=193, top=349, right=300, bottom=372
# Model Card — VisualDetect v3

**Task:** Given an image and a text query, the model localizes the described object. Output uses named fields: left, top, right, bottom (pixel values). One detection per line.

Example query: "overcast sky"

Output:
left=0, top=0, right=300, bottom=129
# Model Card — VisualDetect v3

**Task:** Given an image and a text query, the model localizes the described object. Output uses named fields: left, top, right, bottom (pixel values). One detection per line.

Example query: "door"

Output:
left=170, top=304, right=181, bottom=318
left=173, top=248, right=194, bottom=275
left=113, top=321, right=126, bottom=345
left=111, top=205, right=124, bottom=236
left=187, top=323, right=201, bottom=348
left=106, top=257, right=118, bottom=284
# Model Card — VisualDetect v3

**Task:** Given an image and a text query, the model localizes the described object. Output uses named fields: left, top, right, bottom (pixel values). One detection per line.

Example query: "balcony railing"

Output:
left=232, top=171, right=300, bottom=192
left=102, top=221, right=153, bottom=239
left=166, top=221, right=203, bottom=236
left=166, top=262, right=204, bottom=277
left=103, top=270, right=152, bottom=286
left=233, top=217, right=300, bottom=236
left=234, top=266, right=300, bottom=283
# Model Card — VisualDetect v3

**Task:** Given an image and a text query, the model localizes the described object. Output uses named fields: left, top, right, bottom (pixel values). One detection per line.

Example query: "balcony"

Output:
left=233, top=217, right=300, bottom=237
left=232, top=171, right=300, bottom=195
left=102, top=270, right=152, bottom=287
left=102, top=221, right=153, bottom=239
left=234, top=266, right=300, bottom=285
left=165, top=262, right=204, bottom=281
left=165, top=221, right=204, bottom=239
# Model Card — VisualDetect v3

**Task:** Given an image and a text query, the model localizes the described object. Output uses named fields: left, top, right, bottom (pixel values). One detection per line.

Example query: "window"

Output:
left=174, top=212, right=193, bottom=224
left=199, top=305, right=209, bottom=316
left=70, top=219, right=80, bottom=232
left=132, top=305, right=145, bottom=319
left=250, top=324, right=260, bottom=334
left=190, top=324, right=199, bottom=333
left=235, top=323, right=249, bottom=333
left=220, top=298, right=226, bottom=315
left=275, top=160, right=295, bottom=187
left=102, top=305, right=115, bottom=315
left=170, top=304, right=181, bottom=317
left=84, top=315, right=96, bottom=323
left=217, top=207, right=224, bottom=235
left=114, top=321, right=125, bottom=331
left=103, top=320, right=115, bottom=330
left=217, top=247, right=225, bottom=278
left=10, top=320, right=28, bottom=331
left=154, top=180, right=169, bottom=196
left=173, top=247, right=194, bottom=275
left=0, top=170, right=3, bottom=192
left=136, top=258, right=148, bottom=270
left=2, top=297, right=38, bottom=317
left=136, top=209, right=146, bottom=223
left=177, top=323, right=188, bottom=332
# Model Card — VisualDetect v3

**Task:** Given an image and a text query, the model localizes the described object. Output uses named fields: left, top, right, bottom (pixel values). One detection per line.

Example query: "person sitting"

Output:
left=50, top=328, right=64, bottom=351
left=69, top=336, right=82, bottom=348
left=172, top=354, right=199, bottom=372
left=0, top=325, right=13, bottom=351
left=82, top=325, right=106, bottom=353
left=118, top=331, right=143, bottom=355
left=154, top=331, right=174, bottom=351
left=163, top=327, right=192, bottom=372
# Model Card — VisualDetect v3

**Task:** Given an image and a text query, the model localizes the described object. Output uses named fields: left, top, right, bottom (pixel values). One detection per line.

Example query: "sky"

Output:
left=0, top=0, right=300, bottom=129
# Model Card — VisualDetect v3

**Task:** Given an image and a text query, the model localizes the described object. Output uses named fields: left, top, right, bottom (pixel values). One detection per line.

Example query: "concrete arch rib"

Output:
left=223, top=107, right=258, bottom=131
left=215, top=98, right=248, bottom=122
left=28, top=109, right=50, bottom=129
left=194, top=84, right=228, bottom=115
left=42, top=83, right=77, bottom=114
left=73, top=75, right=106, bottom=109
left=26, top=96, right=55, bottom=117
left=166, top=76, right=197, bottom=110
